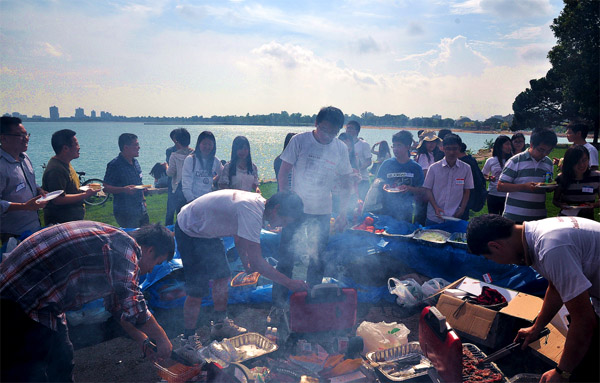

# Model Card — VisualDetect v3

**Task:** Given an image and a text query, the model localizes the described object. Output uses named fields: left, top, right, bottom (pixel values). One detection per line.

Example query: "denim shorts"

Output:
left=174, top=223, right=230, bottom=298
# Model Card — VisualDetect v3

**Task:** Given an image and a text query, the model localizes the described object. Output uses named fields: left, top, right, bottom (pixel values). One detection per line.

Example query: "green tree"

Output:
left=512, top=0, right=599, bottom=142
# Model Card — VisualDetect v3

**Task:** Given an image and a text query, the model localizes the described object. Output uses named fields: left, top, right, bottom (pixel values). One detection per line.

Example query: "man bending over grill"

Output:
left=467, top=215, right=599, bottom=383
left=1, top=222, right=175, bottom=382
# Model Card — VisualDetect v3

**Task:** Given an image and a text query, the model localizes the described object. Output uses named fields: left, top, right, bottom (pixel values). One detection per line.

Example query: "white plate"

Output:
left=133, top=185, right=152, bottom=190
left=441, top=215, right=461, bottom=222
left=383, top=185, right=407, bottom=193
left=36, top=190, right=64, bottom=203
left=80, top=185, right=103, bottom=192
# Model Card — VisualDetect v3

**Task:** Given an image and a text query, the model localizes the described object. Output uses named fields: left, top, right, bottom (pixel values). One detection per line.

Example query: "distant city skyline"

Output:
left=1, top=0, right=562, bottom=120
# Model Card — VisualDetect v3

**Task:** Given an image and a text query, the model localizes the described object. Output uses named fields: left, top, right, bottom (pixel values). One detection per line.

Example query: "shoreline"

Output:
left=362, top=125, right=567, bottom=137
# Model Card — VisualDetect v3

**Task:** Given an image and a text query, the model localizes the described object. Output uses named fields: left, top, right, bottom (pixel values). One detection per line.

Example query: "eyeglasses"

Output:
left=2, top=133, right=30, bottom=140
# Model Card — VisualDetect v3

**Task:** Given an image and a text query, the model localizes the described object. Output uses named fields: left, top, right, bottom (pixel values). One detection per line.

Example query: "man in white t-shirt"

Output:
left=565, top=122, right=599, bottom=170
left=346, top=120, right=372, bottom=200
left=275, top=106, right=353, bottom=309
left=175, top=190, right=308, bottom=348
left=467, top=215, right=599, bottom=383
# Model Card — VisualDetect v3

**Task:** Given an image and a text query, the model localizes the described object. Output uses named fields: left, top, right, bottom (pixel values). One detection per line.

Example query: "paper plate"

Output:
left=80, top=185, right=103, bottom=192
left=133, top=185, right=152, bottom=190
left=441, top=215, right=461, bottom=222
left=36, top=190, right=64, bottom=203
left=535, top=183, right=558, bottom=189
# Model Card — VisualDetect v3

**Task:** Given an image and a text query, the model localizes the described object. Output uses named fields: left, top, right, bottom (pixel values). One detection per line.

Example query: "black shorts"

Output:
left=175, top=223, right=231, bottom=298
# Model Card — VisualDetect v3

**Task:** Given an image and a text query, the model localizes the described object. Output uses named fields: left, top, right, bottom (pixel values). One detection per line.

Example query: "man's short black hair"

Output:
left=466, top=214, right=514, bottom=255
left=173, top=128, right=191, bottom=147
left=438, top=129, right=452, bottom=140
left=265, top=191, right=304, bottom=221
left=530, top=128, right=557, bottom=148
left=1, top=116, right=22, bottom=134
left=392, top=130, right=413, bottom=148
left=442, top=133, right=462, bottom=147
left=118, top=133, right=138, bottom=151
left=316, top=106, right=344, bottom=130
left=130, top=223, right=175, bottom=261
left=346, top=120, right=361, bottom=132
left=567, top=121, right=590, bottom=139
left=51, top=129, right=77, bottom=155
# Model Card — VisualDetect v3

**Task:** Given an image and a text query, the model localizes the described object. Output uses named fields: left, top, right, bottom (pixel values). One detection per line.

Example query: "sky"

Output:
left=0, top=0, right=564, bottom=120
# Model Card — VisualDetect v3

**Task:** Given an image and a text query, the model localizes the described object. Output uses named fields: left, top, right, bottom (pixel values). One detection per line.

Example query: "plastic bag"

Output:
left=388, top=278, right=424, bottom=308
left=421, top=278, right=450, bottom=297
left=356, top=321, right=410, bottom=354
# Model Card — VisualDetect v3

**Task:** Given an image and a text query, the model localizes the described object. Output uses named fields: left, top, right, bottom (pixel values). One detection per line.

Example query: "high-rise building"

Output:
left=49, top=106, right=59, bottom=120
left=75, top=107, right=85, bottom=118
left=90, top=110, right=96, bottom=118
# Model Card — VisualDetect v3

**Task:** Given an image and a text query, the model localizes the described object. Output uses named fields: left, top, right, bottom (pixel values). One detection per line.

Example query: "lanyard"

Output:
left=18, top=160, right=36, bottom=196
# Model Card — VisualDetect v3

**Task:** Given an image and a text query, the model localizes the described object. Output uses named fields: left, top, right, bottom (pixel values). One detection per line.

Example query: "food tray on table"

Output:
left=447, top=232, right=468, bottom=250
left=463, top=343, right=509, bottom=383
left=412, top=229, right=450, bottom=247
left=226, top=332, right=278, bottom=363
left=154, top=359, right=203, bottom=383
left=365, top=342, right=433, bottom=382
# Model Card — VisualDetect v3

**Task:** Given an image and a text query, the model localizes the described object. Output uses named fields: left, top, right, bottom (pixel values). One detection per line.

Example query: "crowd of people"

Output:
left=1, top=110, right=599, bottom=382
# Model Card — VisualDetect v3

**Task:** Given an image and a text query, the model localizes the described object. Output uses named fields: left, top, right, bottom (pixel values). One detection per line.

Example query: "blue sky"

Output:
left=0, top=0, right=563, bottom=120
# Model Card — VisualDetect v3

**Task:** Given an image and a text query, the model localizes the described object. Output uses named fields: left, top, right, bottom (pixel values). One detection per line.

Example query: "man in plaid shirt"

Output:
left=0, top=221, right=175, bottom=382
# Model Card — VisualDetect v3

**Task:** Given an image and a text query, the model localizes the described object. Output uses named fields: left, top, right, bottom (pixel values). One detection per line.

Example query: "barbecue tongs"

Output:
left=477, top=327, right=550, bottom=365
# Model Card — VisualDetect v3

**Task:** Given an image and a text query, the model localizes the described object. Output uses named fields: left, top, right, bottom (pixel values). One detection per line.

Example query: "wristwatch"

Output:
left=555, top=366, right=571, bottom=379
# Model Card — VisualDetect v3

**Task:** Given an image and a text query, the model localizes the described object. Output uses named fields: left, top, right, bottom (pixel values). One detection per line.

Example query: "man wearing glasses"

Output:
left=498, top=128, right=558, bottom=223
left=0, top=116, right=47, bottom=244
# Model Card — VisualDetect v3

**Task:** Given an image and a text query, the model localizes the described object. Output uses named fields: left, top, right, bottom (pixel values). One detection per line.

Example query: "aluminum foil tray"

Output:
left=226, top=332, right=278, bottom=363
left=463, top=343, right=509, bottom=383
left=448, top=232, right=468, bottom=250
left=413, top=229, right=450, bottom=247
left=366, top=342, right=433, bottom=382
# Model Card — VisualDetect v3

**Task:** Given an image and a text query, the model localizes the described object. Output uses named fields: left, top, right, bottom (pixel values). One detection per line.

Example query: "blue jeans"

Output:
left=272, top=214, right=330, bottom=307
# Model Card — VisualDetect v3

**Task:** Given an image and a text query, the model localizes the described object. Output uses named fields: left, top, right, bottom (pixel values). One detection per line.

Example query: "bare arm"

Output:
left=119, top=314, right=172, bottom=361
left=424, top=188, right=443, bottom=216
left=497, top=180, right=537, bottom=193
left=277, top=161, right=293, bottom=192
left=234, top=236, right=308, bottom=292
left=103, top=183, right=137, bottom=195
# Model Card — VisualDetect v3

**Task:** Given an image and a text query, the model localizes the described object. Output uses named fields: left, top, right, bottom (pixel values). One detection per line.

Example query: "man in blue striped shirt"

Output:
left=498, top=128, right=557, bottom=223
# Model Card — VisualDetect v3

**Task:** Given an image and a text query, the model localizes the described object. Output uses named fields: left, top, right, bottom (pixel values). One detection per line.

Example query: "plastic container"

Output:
left=154, top=360, right=203, bottom=383
left=356, top=321, right=410, bottom=354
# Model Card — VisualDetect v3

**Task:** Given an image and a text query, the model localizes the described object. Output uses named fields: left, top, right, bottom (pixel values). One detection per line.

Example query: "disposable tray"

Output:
left=412, top=229, right=450, bottom=247
left=154, top=360, right=203, bottom=383
left=226, top=332, right=278, bottom=363
left=447, top=232, right=468, bottom=250
left=365, top=342, right=433, bottom=382
left=463, top=343, right=509, bottom=383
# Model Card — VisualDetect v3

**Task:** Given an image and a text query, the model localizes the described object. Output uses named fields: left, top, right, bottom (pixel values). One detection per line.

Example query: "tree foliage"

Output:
left=512, top=0, right=599, bottom=142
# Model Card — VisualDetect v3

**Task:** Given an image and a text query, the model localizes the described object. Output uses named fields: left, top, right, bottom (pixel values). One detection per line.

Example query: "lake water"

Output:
left=22, top=122, right=568, bottom=184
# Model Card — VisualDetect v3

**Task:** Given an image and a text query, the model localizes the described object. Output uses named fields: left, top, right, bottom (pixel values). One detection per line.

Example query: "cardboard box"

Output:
left=434, top=277, right=565, bottom=363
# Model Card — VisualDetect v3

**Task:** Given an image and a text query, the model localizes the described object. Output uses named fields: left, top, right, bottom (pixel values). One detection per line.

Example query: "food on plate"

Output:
left=383, top=184, right=408, bottom=193
left=88, top=183, right=102, bottom=191
left=418, top=232, right=447, bottom=243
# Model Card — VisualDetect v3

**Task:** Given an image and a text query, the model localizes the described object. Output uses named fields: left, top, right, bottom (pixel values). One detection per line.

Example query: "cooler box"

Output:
left=289, top=283, right=357, bottom=333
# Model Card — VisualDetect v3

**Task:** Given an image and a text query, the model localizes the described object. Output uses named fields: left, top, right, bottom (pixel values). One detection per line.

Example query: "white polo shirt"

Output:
left=423, top=158, right=474, bottom=223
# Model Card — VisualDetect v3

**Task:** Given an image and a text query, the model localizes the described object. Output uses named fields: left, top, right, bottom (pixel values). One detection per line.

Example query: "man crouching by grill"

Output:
left=466, top=215, right=599, bottom=383
left=0, top=221, right=175, bottom=382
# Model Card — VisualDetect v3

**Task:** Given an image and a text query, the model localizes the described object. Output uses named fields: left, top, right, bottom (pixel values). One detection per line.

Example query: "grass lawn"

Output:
left=78, top=147, right=591, bottom=226
left=78, top=181, right=279, bottom=226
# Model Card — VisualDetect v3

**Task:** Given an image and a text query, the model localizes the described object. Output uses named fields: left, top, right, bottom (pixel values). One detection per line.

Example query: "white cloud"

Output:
left=517, top=44, right=550, bottom=62
left=42, top=42, right=63, bottom=57
left=357, top=36, right=381, bottom=53
left=503, top=26, right=544, bottom=40
left=451, top=0, right=553, bottom=18
left=407, top=22, right=425, bottom=36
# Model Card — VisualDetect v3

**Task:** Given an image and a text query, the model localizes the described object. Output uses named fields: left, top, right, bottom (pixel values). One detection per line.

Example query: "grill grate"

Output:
left=462, top=344, right=508, bottom=383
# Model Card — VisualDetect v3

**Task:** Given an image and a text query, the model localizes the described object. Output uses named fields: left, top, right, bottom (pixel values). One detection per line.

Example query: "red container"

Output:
left=289, top=284, right=357, bottom=333
left=419, top=306, right=463, bottom=383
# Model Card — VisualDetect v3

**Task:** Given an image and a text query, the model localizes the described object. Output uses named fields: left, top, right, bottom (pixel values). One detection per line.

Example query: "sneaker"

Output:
left=210, top=318, right=247, bottom=340
left=174, top=334, right=203, bottom=365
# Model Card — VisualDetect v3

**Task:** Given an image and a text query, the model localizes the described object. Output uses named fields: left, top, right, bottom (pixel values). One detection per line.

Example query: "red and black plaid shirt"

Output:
left=0, top=221, right=151, bottom=330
